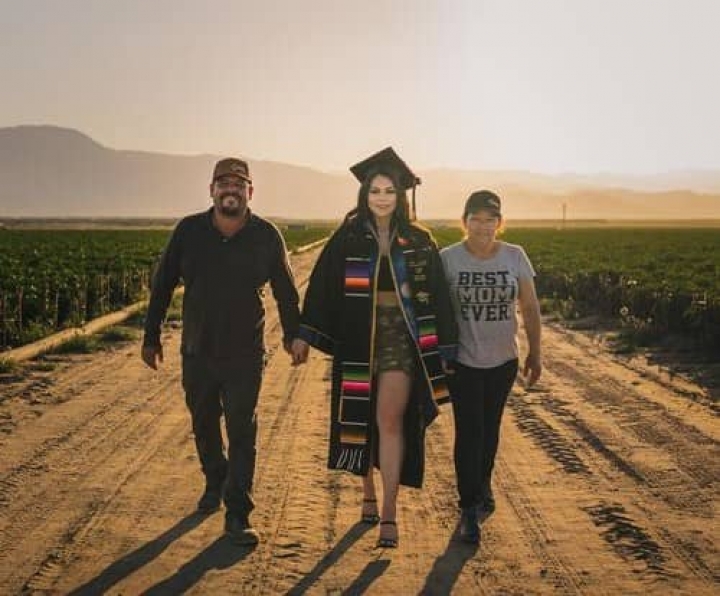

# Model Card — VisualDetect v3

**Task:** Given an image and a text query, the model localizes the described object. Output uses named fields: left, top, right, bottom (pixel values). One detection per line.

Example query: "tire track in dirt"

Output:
left=527, top=385, right=720, bottom=587
left=256, top=356, right=343, bottom=594
left=493, top=455, right=591, bottom=594
left=510, top=396, right=591, bottom=476
left=549, top=324, right=719, bottom=415
left=22, top=414, right=193, bottom=593
left=236, top=360, right=315, bottom=592
left=0, top=365, right=177, bottom=509
left=581, top=502, right=669, bottom=576
left=0, top=343, right=186, bottom=593
left=551, top=359, right=719, bottom=489
left=0, top=353, right=117, bottom=406
left=501, top=393, right=696, bottom=593
left=539, top=387, right=716, bottom=516
left=507, top=327, right=720, bottom=590
left=508, top=390, right=679, bottom=583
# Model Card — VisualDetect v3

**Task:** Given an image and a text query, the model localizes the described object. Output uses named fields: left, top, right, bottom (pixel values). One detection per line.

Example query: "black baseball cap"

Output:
left=463, top=190, right=502, bottom=218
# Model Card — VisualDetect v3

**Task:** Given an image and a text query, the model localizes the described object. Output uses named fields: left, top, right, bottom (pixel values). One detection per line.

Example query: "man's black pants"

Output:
left=182, top=352, right=264, bottom=520
left=449, top=358, right=518, bottom=509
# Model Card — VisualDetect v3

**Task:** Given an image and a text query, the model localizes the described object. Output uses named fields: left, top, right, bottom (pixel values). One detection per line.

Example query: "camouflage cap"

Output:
left=212, top=158, right=252, bottom=183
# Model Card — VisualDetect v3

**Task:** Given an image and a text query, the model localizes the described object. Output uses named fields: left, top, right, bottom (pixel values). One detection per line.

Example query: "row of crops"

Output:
left=0, top=225, right=332, bottom=350
left=434, top=227, right=720, bottom=352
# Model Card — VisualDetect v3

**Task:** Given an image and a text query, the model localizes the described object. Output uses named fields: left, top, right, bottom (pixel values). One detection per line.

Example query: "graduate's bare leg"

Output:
left=375, top=369, right=411, bottom=543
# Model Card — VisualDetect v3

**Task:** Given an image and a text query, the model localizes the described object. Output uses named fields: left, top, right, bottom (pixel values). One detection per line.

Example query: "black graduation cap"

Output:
left=350, top=146, right=420, bottom=189
left=350, top=146, right=421, bottom=217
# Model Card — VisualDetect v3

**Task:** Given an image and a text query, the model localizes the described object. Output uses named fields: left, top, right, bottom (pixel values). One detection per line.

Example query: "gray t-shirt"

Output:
left=440, top=241, right=535, bottom=368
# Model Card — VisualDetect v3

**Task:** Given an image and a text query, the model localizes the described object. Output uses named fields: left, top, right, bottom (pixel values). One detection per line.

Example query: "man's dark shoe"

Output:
left=459, top=507, right=480, bottom=545
left=225, top=515, right=260, bottom=546
left=197, top=488, right=222, bottom=513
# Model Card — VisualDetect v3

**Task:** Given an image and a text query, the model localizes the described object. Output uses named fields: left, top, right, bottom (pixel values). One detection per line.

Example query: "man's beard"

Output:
left=218, top=193, right=244, bottom=217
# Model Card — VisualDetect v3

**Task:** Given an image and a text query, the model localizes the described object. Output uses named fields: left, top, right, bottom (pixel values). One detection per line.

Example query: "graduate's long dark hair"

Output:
left=343, top=167, right=412, bottom=233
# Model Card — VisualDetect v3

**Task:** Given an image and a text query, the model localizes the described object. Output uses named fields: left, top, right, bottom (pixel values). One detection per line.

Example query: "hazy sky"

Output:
left=2, top=0, right=719, bottom=174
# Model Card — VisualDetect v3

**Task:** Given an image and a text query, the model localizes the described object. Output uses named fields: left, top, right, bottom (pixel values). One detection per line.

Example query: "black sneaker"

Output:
left=197, top=488, right=222, bottom=513
left=459, top=507, right=480, bottom=545
left=225, top=515, right=260, bottom=546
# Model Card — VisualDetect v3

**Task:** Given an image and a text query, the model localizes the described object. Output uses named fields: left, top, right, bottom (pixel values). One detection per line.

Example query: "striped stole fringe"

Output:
left=335, top=256, right=373, bottom=473
left=336, top=361, right=371, bottom=472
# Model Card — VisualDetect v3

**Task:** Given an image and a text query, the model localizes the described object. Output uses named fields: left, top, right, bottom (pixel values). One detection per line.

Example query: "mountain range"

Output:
left=1, top=125, right=719, bottom=220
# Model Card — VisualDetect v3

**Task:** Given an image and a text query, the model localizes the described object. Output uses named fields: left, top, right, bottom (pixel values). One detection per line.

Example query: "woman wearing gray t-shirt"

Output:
left=440, top=189, right=543, bottom=544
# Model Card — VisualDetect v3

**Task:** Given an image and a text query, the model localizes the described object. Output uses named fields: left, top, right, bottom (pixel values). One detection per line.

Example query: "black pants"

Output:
left=182, top=352, right=264, bottom=520
left=449, top=358, right=518, bottom=509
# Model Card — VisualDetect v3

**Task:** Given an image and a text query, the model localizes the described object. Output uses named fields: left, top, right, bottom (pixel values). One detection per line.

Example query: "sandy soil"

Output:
left=0, top=249, right=717, bottom=595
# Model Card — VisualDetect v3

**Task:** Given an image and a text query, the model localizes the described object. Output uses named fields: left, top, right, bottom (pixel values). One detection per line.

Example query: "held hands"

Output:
left=141, top=344, right=164, bottom=370
left=287, top=338, right=309, bottom=366
left=523, top=352, right=542, bottom=388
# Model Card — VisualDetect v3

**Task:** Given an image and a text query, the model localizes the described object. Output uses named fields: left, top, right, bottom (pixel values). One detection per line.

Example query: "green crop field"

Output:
left=433, top=226, right=720, bottom=352
left=2, top=225, right=718, bottom=355
left=0, top=225, right=332, bottom=349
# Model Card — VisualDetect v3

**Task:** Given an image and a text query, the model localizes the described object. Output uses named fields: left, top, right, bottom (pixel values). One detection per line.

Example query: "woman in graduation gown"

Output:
left=294, top=147, right=458, bottom=547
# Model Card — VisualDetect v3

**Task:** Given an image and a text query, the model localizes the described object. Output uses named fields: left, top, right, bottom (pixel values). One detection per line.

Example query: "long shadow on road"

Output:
left=419, top=529, right=479, bottom=595
left=68, top=513, right=211, bottom=595
left=287, top=522, right=376, bottom=595
left=341, top=559, right=391, bottom=595
left=142, top=536, right=255, bottom=595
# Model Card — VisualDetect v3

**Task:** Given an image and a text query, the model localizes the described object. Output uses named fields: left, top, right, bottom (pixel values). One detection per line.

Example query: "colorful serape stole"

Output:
left=416, top=314, right=451, bottom=405
left=336, top=360, right=372, bottom=471
left=403, top=244, right=451, bottom=407
left=335, top=255, right=373, bottom=472
left=344, top=257, right=371, bottom=297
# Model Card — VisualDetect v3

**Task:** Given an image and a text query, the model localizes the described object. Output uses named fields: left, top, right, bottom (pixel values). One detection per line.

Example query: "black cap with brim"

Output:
left=463, top=190, right=502, bottom=218
left=349, top=147, right=420, bottom=190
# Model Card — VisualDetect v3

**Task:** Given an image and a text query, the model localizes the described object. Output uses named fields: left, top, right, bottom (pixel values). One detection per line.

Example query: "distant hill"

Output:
left=0, top=125, right=356, bottom=219
left=1, top=125, right=719, bottom=220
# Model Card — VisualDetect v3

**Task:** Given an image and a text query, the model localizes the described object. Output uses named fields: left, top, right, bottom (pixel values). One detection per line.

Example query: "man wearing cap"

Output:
left=142, top=157, right=304, bottom=546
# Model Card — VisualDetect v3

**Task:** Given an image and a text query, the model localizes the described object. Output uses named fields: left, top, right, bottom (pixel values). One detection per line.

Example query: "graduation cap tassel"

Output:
left=412, top=184, right=417, bottom=221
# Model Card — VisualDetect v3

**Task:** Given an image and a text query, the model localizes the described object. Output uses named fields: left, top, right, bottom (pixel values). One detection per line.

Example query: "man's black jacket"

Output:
left=143, top=208, right=300, bottom=357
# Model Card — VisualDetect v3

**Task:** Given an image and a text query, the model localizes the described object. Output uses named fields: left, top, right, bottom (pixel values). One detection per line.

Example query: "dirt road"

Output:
left=0, top=249, right=718, bottom=595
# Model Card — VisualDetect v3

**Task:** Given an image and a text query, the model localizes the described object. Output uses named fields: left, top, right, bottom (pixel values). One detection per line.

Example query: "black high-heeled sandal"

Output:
left=376, top=520, right=398, bottom=548
left=361, top=498, right=380, bottom=524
